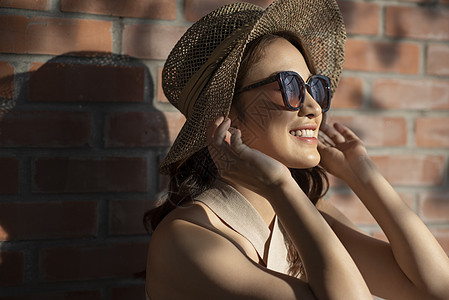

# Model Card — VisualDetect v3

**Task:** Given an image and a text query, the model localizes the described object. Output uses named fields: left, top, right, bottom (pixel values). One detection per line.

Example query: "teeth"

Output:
left=289, top=129, right=314, bottom=137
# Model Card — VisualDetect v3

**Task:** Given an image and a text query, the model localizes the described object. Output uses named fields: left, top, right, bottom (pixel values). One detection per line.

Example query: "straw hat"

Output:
left=159, top=0, right=346, bottom=174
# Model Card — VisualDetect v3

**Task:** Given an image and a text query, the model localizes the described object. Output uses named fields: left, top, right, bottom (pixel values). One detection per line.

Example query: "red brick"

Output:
left=157, top=67, right=168, bottom=103
left=372, top=78, right=449, bottom=110
left=109, top=199, right=154, bottom=235
left=419, top=191, right=449, bottom=222
left=331, top=77, right=363, bottom=109
left=0, top=201, right=97, bottom=241
left=62, top=0, right=176, bottom=20
left=386, top=6, right=449, bottom=41
left=327, top=115, right=407, bottom=147
left=0, top=290, right=102, bottom=300
left=441, top=0, right=449, bottom=4
left=185, top=0, right=272, bottom=21
left=328, top=192, right=414, bottom=226
left=122, top=24, right=187, bottom=60
left=430, top=228, right=449, bottom=255
left=0, top=0, right=48, bottom=10
left=0, top=16, right=112, bottom=55
left=344, top=39, right=420, bottom=74
left=0, top=111, right=90, bottom=147
left=371, top=155, right=445, bottom=186
left=41, top=242, right=148, bottom=280
left=328, top=192, right=376, bottom=225
left=34, top=157, right=147, bottom=193
left=338, top=1, right=380, bottom=36
left=29, top=62, right=144, bottom=103
left=0, top=251, right=23, bottom=286
left=427, top=43, right=449, bottom=76
left=111, top=285, right=146, bottom=300
left=415, top=117, right=449, bottom=147
left=0, top=157, right=19, bottom=194
left=107, top=111, right=185, bottom=147
left=0, top=61, right=14, bottom=99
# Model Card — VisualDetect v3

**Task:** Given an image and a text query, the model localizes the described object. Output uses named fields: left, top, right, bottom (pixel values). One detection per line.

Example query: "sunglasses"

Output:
left=235, top=71, right=331, bottom=112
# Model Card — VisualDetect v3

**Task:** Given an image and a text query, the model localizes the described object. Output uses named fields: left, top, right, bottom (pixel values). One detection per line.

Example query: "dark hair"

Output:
left=144, top=32, right=329, bottom=277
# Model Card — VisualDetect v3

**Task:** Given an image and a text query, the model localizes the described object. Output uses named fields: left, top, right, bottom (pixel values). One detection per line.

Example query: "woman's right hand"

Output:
left=207, top=115, right=292, bottom=197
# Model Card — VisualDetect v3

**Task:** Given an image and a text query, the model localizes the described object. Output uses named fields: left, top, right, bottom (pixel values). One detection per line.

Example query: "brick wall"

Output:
left=0, top=0, right=448, bottom=299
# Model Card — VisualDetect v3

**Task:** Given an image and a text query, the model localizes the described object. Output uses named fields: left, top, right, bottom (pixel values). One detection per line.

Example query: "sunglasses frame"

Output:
left=234, top=71, right=332, bottom=112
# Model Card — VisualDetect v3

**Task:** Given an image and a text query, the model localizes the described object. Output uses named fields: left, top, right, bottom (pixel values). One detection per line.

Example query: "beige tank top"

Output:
left=194, top=179, right=291, bottom=274
left=146, top=180, right=293, bottom=299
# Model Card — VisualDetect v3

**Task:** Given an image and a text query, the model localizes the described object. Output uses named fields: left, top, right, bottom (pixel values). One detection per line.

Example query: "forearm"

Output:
left=346, top=157, right=449, bottom=298
left=266, top=179, right=371, bottom=300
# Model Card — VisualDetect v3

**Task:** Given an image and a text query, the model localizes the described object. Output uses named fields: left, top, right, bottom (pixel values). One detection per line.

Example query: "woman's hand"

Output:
left=207, top=116, right=292, bottom=197
left=318, top=122, right=369, bottom=182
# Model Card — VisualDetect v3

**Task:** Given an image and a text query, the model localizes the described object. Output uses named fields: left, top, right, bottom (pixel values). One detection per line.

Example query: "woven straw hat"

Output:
left=159, top=0, right=346, bottom=174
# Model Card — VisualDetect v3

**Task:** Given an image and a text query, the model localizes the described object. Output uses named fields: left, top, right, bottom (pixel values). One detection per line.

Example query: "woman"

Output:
left=145, top=0, right=449, bottom=299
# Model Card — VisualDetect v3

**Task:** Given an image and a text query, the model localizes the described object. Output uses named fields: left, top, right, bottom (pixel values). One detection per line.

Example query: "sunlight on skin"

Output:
left=0, top=225, right=8, bottom=241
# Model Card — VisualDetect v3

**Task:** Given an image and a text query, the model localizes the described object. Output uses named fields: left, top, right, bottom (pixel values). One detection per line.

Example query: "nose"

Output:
left=298, top=92, right=322, bottom=118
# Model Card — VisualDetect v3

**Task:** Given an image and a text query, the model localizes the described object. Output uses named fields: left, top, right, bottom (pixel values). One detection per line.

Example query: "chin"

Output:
left=282, top=153, right=320, bottom=170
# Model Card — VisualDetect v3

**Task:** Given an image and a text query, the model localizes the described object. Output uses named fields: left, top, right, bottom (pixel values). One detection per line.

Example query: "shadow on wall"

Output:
left=0, top=51, right=170, bottom=298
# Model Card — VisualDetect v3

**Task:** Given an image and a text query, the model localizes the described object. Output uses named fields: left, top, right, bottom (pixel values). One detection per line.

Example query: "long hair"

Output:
left=144, top=32, right=330, bottom=277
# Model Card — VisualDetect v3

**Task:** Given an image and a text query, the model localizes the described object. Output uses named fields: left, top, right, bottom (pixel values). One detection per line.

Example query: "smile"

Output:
left=289, top=129, right=315, bottom=138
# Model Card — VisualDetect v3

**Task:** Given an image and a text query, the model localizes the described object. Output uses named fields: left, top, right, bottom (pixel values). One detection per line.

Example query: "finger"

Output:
left=318, top=130, right=336, bottom=147
left=213, top=117, right=231, bottom=146
left=209, top=118, right=235, bottom=171
left=207, top=116, right=227, bottom=164
left=230, top=128, right=247, bottom=155
left=321, top=123, right=345, bottom=144
left=206, top=115, right=224, bottom=145
left=334, top=122, right=360, bottom=141
left=317, top=138, right=327, bottom=152
left=230, top=128, right=241, bottom=146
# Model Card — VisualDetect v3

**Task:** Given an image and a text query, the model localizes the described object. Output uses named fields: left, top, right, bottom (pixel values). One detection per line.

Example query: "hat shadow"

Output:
left=0, top=51, right=171, bottom=296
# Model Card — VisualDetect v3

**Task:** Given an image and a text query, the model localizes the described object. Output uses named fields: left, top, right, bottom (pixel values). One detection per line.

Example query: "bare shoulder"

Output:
left=146, top=203, right=313, bottom=300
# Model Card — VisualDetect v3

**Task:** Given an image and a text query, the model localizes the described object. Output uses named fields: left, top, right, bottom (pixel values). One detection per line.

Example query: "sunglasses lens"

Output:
left=283, top=75, right=304, bottom=109
left=308, top=76, right=330, bottom=111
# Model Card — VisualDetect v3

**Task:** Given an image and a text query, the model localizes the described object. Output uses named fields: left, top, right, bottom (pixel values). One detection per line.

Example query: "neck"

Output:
left=219, top=177, right=275, bottom=228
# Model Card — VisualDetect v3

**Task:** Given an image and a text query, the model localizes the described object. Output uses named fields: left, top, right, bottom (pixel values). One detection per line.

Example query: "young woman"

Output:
left=145, top=0, right=449, bottom=299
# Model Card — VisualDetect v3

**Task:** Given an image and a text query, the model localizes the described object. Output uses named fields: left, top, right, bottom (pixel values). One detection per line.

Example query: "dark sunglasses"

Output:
left=235, top=71, right=331, bottom=112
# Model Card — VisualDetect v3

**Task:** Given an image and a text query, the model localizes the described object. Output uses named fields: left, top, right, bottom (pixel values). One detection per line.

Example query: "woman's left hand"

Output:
left=318, top=122, right=368, bottom=181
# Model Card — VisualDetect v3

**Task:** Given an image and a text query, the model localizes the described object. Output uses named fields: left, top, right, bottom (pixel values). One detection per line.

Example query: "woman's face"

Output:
left=231, top=37, right=323, bottom=169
